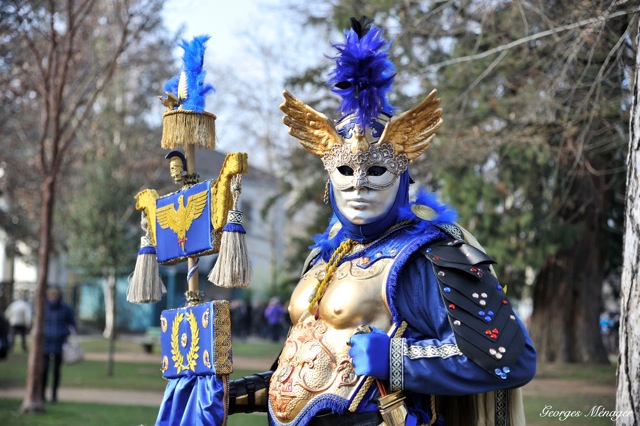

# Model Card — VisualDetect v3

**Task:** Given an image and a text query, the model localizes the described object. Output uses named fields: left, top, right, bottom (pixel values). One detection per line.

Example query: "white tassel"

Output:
left=127, top=214, right=166, bottom=303
left=208, top=175, right=251, bottom=288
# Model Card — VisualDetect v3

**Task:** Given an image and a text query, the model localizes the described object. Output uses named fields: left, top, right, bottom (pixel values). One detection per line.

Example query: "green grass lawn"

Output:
left=0, top=399, right=160, bottom=426
left=523, top=362, right=618, bottom=425
left=0, top=336, right=619, bottom=425
left=0, top=352, right=166, bottom=392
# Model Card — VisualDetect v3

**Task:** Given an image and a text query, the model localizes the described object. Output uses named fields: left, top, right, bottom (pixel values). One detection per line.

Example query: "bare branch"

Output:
left=423, top=6, right=640, bottom=72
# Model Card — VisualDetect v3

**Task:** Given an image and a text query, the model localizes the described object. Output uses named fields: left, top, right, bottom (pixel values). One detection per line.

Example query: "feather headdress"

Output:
left=163, top=35, right=215, bottom=112
left=328, top=16, right=396, bottom=129
left=280, top=17, right=443, bottom=162
left=160, top=35, right=217, bottom=149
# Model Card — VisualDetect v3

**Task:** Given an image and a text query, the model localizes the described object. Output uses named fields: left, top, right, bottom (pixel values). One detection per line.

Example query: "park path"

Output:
left=0, top=352, right=274, bottom=406
left=0, top=353, right=615, bottom=408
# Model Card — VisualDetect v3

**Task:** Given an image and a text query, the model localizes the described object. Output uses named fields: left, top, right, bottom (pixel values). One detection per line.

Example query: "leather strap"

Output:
left=228, top=371, right=272, bottom=414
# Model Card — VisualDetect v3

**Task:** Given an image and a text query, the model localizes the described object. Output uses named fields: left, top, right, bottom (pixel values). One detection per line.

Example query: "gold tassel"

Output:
left=127, top=213, right=166, bottom=303
left=161, top=110, right=216, bottom=149
left=208, top=174, right=251, bottom=288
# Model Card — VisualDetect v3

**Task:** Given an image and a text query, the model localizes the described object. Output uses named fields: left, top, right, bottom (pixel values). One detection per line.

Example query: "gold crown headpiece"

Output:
left=279, top=89, right=444, bottom=176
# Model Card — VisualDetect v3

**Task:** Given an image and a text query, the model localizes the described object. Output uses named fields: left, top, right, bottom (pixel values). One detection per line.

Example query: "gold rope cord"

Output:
left=307, top=219, right=414, bottom=315
left=427, top=394, right=437, bottom=425
left=306, top=239, right=356, bottom=314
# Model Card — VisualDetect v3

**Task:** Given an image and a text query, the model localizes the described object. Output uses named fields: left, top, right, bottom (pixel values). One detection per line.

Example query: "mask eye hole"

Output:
left=367, top=166, right=387, bottom=177
left=338, top=166, right=354, bottom=176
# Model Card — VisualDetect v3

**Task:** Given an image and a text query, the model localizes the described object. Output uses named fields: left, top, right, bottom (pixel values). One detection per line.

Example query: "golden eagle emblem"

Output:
left=156, top=190, right=208, bottom=251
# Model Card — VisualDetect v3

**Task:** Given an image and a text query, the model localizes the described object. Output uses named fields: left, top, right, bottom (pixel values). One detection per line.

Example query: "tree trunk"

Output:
left=21, top=175, right=56, bottom=414
left=103, top=273, right=116, bottom=339
left=616, top=21, right=640, bottom=425
left=106, top=271, right=116, bottom=377
left=529, top=172, right=610, bottom=364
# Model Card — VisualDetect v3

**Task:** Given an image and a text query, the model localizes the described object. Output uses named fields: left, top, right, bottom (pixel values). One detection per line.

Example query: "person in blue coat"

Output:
left=42, top=287, right=76, bottom=403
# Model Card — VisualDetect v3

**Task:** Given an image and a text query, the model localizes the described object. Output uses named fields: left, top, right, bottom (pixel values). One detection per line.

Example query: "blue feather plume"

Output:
left=163, top=35, right=215, bottom=112
left=328, top=19, right=396, bottom=129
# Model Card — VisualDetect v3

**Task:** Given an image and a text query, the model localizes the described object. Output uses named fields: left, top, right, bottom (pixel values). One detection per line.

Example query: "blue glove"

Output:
left=349, top=326, right=390, bottom=379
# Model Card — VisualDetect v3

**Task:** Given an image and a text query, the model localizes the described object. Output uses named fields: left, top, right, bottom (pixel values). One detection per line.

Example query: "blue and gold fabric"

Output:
left=156, top=301, right=232, bottom=426
left=155, top=180, right=215, bottom=265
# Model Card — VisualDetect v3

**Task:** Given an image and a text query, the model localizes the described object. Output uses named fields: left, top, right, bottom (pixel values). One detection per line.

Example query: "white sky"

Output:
left=163, top=0, right=262, bottom=62
left=161, top=0, right=328, bottom=167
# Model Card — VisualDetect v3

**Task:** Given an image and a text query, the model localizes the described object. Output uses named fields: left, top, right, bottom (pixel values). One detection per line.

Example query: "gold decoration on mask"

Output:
left=280, top=90, right=341, bottom=156
left=379, top=89, right=443, bottom=160
left=170, top=311, right=200, bottom=374
left=280, top=89, right=443, bottom=161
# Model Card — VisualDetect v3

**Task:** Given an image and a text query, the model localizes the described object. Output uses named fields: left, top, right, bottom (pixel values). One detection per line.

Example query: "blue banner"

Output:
left=155, top=181, right=214, bottom=264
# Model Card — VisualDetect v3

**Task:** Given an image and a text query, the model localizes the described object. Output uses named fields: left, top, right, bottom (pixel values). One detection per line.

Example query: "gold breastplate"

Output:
left=268, top=256, right=394, bottom=424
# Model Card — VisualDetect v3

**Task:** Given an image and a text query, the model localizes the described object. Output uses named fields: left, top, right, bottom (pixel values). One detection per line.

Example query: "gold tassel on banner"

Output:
left=127, top=213, right=167, bottom=303
left=161, top=109, right=216, bottom=149
left=208, top=174, right=251, bottom=288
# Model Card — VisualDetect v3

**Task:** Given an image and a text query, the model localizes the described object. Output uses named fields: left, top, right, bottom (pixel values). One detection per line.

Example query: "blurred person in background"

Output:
left=4, top=292, right=32, bottom=353
left=264, top=297, right=286, bottom=342
left=42, top=286, right=76, bottom=403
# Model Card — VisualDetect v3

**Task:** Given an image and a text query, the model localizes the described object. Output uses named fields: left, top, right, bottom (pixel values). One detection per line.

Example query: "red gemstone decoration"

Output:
left=490, top=334, right=498, bottom=339
left=502, top=300, right=508, bottom=304
left=492, top=328, right=499, bottom=334
left=449, top=303, right=456, bottom=309
left=485, top=330, right=492, bottom=335
left=470, top=267, right=477, bottom=272
left=434, top=256, right=440, bottom=261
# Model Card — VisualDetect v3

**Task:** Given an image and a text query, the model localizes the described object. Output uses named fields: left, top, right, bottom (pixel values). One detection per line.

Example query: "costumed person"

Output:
left=227, top=17, right=536, bottom=425
left=42, top=287, right=76, bottom=403
left=4, top=291, right=32, bottom=353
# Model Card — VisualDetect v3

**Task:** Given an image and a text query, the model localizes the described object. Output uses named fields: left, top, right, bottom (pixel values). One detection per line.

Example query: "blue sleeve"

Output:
left=390, top=254, right=536, bottom=395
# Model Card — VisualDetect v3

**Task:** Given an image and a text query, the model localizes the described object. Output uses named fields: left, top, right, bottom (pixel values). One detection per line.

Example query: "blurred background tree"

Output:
left=0, top=0, right=171, bottom=413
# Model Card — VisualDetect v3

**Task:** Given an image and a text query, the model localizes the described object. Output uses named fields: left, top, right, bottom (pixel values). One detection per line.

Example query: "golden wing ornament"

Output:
left=379, top=89, right=443, bottom=160
left=183, top=190, right=208, bottom=229
left=280, top=90, right=341, bottom=156
left=135, top=189, right=160, bottom=245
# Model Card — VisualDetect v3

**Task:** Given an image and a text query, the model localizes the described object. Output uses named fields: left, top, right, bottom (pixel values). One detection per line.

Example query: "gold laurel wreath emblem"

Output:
left=171, top=311, right=200, bottom=374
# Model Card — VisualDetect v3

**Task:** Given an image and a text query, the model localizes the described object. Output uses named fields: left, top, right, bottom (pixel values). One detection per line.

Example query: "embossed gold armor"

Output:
left=269, top=255, right=395, bottom=424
